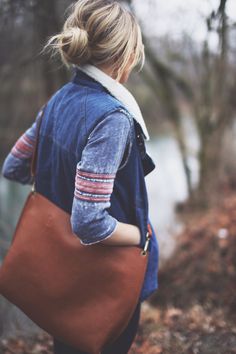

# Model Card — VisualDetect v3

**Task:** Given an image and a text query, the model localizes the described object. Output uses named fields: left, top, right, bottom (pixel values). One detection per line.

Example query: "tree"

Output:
left=127, top=0, right=236, bottom=208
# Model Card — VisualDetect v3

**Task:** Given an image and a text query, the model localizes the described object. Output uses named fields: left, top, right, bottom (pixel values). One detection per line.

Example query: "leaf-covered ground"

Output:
left=1, top=194, right=236, bottom=353
left=130, top=194, right=236, bottom=354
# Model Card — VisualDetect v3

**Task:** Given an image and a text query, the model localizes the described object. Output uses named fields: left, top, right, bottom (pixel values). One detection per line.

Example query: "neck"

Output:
left=95, top=64, right=118, bottom=82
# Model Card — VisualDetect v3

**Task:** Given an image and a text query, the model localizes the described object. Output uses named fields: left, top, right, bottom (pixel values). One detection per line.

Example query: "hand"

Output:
left=99, top=221, right=141, bottom=247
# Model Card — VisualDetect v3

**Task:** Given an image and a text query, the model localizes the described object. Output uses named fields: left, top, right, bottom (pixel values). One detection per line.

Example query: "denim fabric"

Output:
left=1, top=67, right=159, bottom=302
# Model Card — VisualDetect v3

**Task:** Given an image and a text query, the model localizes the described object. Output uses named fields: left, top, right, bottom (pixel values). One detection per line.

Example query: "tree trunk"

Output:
left=32, top=0, right=69, bottom=97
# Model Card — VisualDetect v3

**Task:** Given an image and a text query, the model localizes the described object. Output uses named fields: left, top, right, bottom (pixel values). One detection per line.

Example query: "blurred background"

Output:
left=0, top=0, right=236, bottom=353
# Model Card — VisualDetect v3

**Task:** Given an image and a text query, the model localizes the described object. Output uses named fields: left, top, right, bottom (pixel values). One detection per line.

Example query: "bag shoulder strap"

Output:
left=30, top=103, right=48, bottom=188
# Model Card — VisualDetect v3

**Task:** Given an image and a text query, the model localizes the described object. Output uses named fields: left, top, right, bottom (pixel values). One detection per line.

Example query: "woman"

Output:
left=1, top=0, right=159, bottom=353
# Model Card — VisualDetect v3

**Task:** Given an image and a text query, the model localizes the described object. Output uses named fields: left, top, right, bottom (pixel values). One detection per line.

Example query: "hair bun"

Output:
left=44, top=0, right=144, bottom=76
left=60, top=27, right=91, bottom=65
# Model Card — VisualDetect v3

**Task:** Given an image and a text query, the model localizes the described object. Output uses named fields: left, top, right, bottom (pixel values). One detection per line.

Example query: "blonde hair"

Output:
left=43, top=0, right=145, bottom=81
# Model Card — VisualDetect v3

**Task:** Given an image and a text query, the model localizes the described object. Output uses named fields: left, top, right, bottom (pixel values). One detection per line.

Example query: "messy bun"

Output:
left=59, top=27, right=91, bottom=65
left=43, top=0, right=145, bottom=81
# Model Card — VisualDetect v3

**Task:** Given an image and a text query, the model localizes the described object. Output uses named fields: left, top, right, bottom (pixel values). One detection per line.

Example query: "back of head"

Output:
left=44, top=0, right=145, bottom=82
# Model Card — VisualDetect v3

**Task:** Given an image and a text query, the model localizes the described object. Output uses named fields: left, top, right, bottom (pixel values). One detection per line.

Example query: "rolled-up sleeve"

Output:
left=1, top=108, right=43, bottom=185
left=71, top=110, right=133, bottom=245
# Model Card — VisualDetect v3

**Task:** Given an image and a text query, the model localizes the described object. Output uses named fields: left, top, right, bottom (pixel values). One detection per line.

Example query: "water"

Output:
left=146, top=136, right=188, bottom=261
left=145, top=116, right=200, bottom=261
left=0, top=180, right=29, bottom=259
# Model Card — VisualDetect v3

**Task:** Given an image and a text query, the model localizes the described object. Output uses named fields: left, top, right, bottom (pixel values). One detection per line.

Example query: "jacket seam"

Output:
left=115, top=107, right=135, bottom=171
left=84, top=87, right=89, bottom=136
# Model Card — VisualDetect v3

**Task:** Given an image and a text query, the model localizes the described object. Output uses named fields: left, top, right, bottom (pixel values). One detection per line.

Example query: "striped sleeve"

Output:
left=10, top=129, right=36, bottom=159
left=71, top=110, right=133, bottom=245
left=1, top=108, right=43, bottom=184
left=74, top=170, right=115, bottom=203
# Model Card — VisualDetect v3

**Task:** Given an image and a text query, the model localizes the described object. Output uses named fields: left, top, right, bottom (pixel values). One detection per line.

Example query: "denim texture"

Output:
left=1, top=67, right=159, bottom=302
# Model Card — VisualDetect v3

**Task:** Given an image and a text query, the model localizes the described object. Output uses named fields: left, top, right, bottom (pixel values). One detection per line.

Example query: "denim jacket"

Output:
left=1, top=67, right=159, bottom=302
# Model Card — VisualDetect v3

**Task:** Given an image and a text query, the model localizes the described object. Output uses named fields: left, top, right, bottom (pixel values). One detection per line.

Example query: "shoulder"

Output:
left=87, top=109, right=133, bottom=143
left=102, top=108, right=133, bottom=130
left=98, top=109, right=134, bottom=171
left=85, top=89, right=134, bottom=125
left=84, top=108, right=134, bottom=172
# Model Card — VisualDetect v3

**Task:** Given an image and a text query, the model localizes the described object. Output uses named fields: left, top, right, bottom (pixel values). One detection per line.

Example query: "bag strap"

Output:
left=30, top=103, right=47, bottom=191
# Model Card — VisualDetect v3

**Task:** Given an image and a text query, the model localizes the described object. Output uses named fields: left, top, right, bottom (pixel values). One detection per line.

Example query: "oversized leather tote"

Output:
left=0, top=103, right=152, bottom=354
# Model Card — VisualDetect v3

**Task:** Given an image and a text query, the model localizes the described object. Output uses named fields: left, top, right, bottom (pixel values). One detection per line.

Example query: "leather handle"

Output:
left=30, top=104, right=47, bottom=179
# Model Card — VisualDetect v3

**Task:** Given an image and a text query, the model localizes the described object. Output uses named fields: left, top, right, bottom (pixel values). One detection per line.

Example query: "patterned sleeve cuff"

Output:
left=75, top=166, right=115, bottom=203
left=10, top=131, right=35, bottom=159
left=1, top=108, right=43, bottom=184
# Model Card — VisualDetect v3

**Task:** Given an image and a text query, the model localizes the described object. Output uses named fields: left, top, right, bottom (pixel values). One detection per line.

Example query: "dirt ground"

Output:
left=1, top=194, right=236, bottom=354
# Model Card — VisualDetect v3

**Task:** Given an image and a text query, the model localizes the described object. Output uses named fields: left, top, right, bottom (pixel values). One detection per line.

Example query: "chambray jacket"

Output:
left=1, top=67, right=159, bottom=302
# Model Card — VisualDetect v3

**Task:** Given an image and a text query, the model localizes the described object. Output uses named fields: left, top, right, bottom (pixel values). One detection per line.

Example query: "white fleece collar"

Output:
left=75, top=63, right=150, bottom=141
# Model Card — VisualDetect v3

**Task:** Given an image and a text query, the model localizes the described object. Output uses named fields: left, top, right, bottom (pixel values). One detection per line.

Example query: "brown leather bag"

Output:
left=0, top=103, right=152, bottom=354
